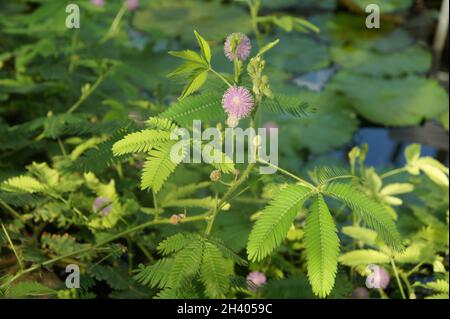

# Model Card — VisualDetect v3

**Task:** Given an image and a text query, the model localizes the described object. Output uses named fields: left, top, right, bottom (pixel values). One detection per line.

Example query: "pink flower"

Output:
left=366, top=265, right=390, bottom=289
left=222, top=86, right=254, bottom=119
left=126, top=0, right=139, bottom=10
left=91, top=0, right=105, bottom=7
left=224, top=33, right=251, bottom=61
left=246, top=271, right=266, bottom=291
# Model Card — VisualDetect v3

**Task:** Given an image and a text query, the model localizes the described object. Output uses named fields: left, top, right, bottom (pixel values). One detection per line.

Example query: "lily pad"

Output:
left=330, top=72, right=449, bottom=126
left=132, top=0, right=252, bottom=43
left=331, top=46, right=432, bottom=76
left=266, top=35, right=331, bottom=74
left=278, top=89, right=359, bottom=154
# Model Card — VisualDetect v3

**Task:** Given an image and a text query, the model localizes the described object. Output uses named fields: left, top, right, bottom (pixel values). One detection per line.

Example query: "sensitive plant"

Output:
left=0, top=0, right=448, bottom=300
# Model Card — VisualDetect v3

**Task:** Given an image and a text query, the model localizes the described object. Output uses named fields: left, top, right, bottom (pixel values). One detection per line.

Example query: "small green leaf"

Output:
left=180, top=69, right=209, bottom=100
left=194, top=30, right=211, bottom=64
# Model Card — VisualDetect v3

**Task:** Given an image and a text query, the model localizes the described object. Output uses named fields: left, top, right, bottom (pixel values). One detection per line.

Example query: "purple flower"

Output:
left=222, top=86, right=254, bottom=119
left=93, top=197, right=113, bottom=216
left=91, top=0, right=105, bottom=7
left=246, top=271, right=266, bottom=291
left=126, top=0, right=139, bottom=10
left=352, top=287, right=370, bottom=299
left=366, top=265, right=390, bottom=289
left=224, top=33, right=251, bottom=61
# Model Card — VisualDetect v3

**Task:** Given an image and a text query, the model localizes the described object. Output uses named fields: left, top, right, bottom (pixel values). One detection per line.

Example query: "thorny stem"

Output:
left=0, top=213, right=209, bottom=289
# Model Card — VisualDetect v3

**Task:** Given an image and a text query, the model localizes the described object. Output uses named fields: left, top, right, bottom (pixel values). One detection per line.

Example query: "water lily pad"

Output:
left=132, top=0, right=252, bottom=43
left=266, top=35, right=330, bottom=74
left=331, top=46, right=432, bottom=76
left=278, top=89, right=359, bottom=154
left=330, top=72, right=449, bottom=126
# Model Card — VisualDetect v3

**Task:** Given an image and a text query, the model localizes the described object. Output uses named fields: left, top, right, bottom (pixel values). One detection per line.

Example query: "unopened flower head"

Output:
left=226, top=115, right=239, bottom=128
left=170, top=214, right=182, bottom=225
left=224, top=33, right=251, bottom=61
left=126, top=0, right=139, bottom=10
left=210, top=170, right=222, bottom=182
left=246, top=271, right=266, bottom=291
left=91, top=0, right=105, bottom=7
left=93, top=197, right=112, bottom=216
left=222, top=86, right=254, bottom=119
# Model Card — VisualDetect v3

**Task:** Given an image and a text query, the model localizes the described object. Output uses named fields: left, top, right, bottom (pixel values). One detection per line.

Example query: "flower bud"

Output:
left=169, top=214, right=182, bottom=225
left=210, top=170, right=222, bottom=182
left=226, top=115, right=240, bottom=128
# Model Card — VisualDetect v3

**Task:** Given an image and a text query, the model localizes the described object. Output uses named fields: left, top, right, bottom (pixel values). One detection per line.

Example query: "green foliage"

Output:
left=323, top=183, right=403, bottom=251
left=304, top=195, right=340, bottom=298
left=0, top=0, right=448, bottom=302
left=247, top=185, right=314, bottom=262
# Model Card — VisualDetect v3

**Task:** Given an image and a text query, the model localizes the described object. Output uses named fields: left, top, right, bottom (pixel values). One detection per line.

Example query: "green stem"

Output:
left=249, top=0, right=263, bottom=48
left=67, top=70, right=109, bottom=114
left=0, top=214, right=208, bottom=289
left=1, top=223, right=23, bottom=271
left=257, top=158, right=315, bottom=189
left=0, top=200, right=28, bottom=224
left=390, top=258, right=407, bottom=299
left=380, top=167, right=408, bottom=180
left=100, top=2, right=128, bottom=43
left=209, top=68, right=232, bottom=87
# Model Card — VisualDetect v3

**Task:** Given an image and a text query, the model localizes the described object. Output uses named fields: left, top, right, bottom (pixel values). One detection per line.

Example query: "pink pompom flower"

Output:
left=91, top=0, right=105, bottom=7
left=246, top=271, right=266, bottom=291
left=224, top=33, right=251, bottom=61
left=126, top=0, right=139, bottom=10
left=366, top=265, right=390, bottom=289
left=222, top=86, right=254, bottom=119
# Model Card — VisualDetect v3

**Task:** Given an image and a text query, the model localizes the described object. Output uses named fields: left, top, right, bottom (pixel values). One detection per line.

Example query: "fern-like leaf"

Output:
left=200, top=242, right=232, bottom=298
left=323, top=183, right=403, bottom=251
left=263, top=94, right=311, bottom=118
left=112, top=130, right=171, bottom=156
left=247, top=184, right=314, bottom=261
left=160, top=92, right=226, bottom=127
left=140, top=141, right=185, bottom=193
left=134, top=259, right=174, bottom=289
left=145, top=117, right=178, bottom=131
left=304, top=194, right=340, bottom=298
left=157, top=233, right=192, bottom=256
left=1, top=176, right=48, bottom=194
left=168, top=240, right=204, bottom=288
